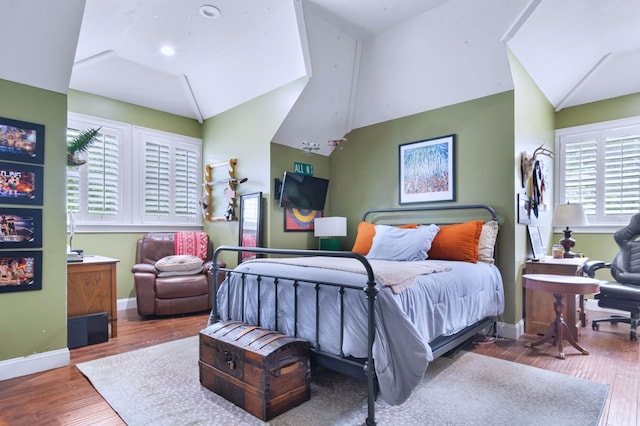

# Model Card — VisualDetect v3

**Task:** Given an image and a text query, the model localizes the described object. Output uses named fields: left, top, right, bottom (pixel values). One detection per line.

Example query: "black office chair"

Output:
left=583, top=212, right=640, bottom=341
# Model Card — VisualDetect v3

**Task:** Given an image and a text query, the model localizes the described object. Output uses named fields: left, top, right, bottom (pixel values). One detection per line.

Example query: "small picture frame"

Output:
left=284, top=207, right=322, bottom=232
left=399, top=134, right=455, bottom=204
left=0, top=117, right=45, bottom=164
left=0, top=161, right=43, bottom=205
left=0, top=208, right=42, bottom=248
left=0, top=251, right=42, bottom=293
left=527, top=225, right=546, bottom=260
left=518, top=193, right=531, bottom=225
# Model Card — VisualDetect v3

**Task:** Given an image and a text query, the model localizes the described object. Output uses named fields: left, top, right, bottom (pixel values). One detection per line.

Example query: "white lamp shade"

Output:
left=314, top=217, right=347, bottom=237
left=552, top=203, right=589, bottom=228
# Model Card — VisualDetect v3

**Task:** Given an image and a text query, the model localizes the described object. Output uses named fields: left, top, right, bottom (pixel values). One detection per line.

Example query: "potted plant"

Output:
left=67, top=127, right=101, bottom=166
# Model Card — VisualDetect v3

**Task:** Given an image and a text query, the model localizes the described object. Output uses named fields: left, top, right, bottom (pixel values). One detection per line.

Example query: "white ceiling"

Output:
left=2, top=0, right=639, bottom=156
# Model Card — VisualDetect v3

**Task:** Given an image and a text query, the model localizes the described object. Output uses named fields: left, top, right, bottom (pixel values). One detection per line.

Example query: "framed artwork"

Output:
left=0, top=251, right=42, bottom=293
left=0, top=117, right=45, bottom=164
left=527, top=225, right=546, bottom=260
left=399, top=134, right=455, bottom=204
left=0, top=208, right=42, bottom=248
left=518, top=193, right=531, bottom=225
left=0, top=161, right=43, bottom=205
left=284, top=207, right=322, bottom=232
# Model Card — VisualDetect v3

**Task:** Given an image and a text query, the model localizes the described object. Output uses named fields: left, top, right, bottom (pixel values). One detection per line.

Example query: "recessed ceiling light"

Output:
left=160, top=45, right=176, bottom=56
left=199, top=5, right=221, bottom=19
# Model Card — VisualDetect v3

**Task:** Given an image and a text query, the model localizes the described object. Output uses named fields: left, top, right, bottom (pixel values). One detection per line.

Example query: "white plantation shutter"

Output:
left=603, top=132, right=640, bottom=216
left=67, top=113, right=202, bottom=230
left=557, top=117, right=640, bottom=227
left=144, top=141, right=171, bottom=216
left=136, top=127, right=202, bottom=225
left=86, top=132, right=120, bottom=216
left=174, top=146, right=200, bottom=217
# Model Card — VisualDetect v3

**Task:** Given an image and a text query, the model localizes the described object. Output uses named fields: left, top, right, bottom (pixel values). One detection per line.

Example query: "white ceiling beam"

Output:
left=554, top=53, right=612, bottom=112
left=180, top=75, right=204, bottom=123
left=73, top=50, right=116, bottom=70
left=501, top=0, right=542, bottom=44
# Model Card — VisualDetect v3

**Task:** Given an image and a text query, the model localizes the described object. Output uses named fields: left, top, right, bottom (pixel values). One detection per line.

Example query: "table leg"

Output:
left=525, top=292, right=590, bottom=359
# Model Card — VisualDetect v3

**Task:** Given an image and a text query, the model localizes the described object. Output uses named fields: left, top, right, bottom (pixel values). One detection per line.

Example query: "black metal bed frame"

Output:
left=208, top=204, right=499, bottom=426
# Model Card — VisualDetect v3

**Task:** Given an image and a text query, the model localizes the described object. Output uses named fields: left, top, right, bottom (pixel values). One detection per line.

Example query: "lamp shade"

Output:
left=314, top=217, right=347, bottom=237
left=552, top=203, right=589, bottom=228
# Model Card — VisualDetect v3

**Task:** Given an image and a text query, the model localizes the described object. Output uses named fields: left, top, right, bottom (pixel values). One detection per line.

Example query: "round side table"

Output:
left=523, top=274, right=600, bottom=359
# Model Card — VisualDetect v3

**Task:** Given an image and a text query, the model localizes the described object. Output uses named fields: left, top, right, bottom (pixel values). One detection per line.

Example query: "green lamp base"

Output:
left=319, top=238, right=341, bottom=251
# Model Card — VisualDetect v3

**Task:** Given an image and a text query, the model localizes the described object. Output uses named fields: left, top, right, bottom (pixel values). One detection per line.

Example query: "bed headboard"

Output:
left=362, top=204, right=498, bottom=225
left=361, top=204, right=499, bottom=264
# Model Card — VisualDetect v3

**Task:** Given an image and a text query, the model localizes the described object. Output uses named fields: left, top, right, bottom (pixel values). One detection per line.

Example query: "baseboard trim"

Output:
left=0, top=348, right=70, bottom=381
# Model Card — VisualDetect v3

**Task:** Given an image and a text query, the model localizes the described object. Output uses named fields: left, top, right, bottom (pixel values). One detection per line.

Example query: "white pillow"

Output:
left=478, top=220, right=499, bottom=264
left=155, top=255, right=203, bottom=272
left=366, top=224, right=439, bottom=261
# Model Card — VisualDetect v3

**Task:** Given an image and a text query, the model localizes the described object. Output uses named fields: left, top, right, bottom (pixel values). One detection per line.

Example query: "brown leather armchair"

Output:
left=131, top=232, right=225, bottom=316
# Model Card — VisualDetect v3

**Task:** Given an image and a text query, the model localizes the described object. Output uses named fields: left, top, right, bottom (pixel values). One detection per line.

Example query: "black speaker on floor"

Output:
left=68, top=312, right=109, bottom=349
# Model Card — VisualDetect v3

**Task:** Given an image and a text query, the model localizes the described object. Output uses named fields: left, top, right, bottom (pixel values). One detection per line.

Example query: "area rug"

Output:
left=77, top=336, right=608, bottom=425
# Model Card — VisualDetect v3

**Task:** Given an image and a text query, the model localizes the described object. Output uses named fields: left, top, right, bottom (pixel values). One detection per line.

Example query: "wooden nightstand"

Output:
left=524, top=256, right=589, bottom=341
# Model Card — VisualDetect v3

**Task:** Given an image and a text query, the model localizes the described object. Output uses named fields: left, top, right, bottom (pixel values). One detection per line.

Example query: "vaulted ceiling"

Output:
left=2, top=0, right=639, bottom=156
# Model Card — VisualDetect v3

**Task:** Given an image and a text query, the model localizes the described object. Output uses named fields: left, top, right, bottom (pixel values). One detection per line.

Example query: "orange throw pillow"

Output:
left=351, top=222, right=418, bottom=255
left=428, top=220, right=483, bottom=263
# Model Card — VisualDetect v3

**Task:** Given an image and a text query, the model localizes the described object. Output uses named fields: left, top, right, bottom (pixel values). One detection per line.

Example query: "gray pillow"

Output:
left=367, top=224, right=440, bottom=261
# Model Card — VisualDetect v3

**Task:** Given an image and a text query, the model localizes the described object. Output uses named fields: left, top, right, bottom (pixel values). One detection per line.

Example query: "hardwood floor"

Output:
left=0, top=308, right=637, bottom=425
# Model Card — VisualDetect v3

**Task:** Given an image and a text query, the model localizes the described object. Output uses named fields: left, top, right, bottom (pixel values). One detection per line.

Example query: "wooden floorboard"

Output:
left=0, top=308, right=638, bottom=425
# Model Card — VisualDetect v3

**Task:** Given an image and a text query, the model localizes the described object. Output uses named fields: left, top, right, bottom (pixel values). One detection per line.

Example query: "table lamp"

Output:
left=552, top=203, right=589, bottom=258
left=314, top=217, right=347, bottom=250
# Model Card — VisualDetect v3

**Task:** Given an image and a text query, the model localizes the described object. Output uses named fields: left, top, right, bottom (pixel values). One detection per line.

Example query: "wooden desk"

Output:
left=524, top=257, right=588, bottom=341
left=523, top=274, right=599, bottom=359
left=67, top=256, right=119, bottom=338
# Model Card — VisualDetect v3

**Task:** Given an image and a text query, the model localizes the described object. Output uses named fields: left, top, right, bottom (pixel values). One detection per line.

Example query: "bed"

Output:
left=208, top=204, right=504, bottom=425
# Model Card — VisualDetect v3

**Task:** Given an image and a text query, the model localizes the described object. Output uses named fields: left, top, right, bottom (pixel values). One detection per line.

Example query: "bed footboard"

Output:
left=209, top=246, right=380, bottom=425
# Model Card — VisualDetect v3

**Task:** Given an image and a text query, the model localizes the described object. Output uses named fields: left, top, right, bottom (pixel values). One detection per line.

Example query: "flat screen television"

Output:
left=278, top=171, right=329, bottom=211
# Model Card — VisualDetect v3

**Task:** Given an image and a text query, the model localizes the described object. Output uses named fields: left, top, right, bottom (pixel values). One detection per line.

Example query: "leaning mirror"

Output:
left=238, top=192, right=263, bottom=264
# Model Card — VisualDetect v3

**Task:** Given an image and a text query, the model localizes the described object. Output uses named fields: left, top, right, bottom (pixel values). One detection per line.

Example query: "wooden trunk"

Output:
left=199, top=321, right=310, bottom=421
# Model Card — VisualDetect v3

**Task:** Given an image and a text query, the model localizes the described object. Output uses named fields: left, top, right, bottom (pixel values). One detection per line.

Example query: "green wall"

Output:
left=202, top=78, right=308, bottom=268
left=269, top=144, right=331, bottom=250
left=329, top=91, right=518, bottom=323
left=0, top=79, right=68, bottom=359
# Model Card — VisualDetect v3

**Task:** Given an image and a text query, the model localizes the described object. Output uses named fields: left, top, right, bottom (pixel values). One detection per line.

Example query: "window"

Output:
left=556, top=116, right=640, bottom=228
left=67, top=113, right=202, bottom=231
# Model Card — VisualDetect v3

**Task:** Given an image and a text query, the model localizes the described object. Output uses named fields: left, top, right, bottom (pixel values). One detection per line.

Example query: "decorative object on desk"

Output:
left=0, top=116, right=45, bottom=164
left=399, top=134, right=455, bottom=204
left=67, top=127, right=100, bottom=166
left=517, top=193, right=531, bottom=224
left=527, top=224, right=545, bottom=261
left=284, top=207, right=322, bottom=232
left=0, top=161, right=43, bottom=205
left=0, top=251, right=42, bottom=293
left=238, top=192, right=263, bottom=263
left=314, top=216, right=347, bottom=250
left=0, top=207, right=42, bottom=248
left=552, top=244, right=564, bottom=259
left=552, top=203, right=589, bottom=258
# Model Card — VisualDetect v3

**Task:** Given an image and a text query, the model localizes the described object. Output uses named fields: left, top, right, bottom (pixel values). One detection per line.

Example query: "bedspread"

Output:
left=215, top=258, right=504, bottom=405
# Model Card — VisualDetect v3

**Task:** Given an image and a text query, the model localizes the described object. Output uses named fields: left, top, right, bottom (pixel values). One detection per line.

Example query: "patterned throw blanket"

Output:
left=174, top=232, right=208, bottom=260
left=244, top=257, right=451, bottom=293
